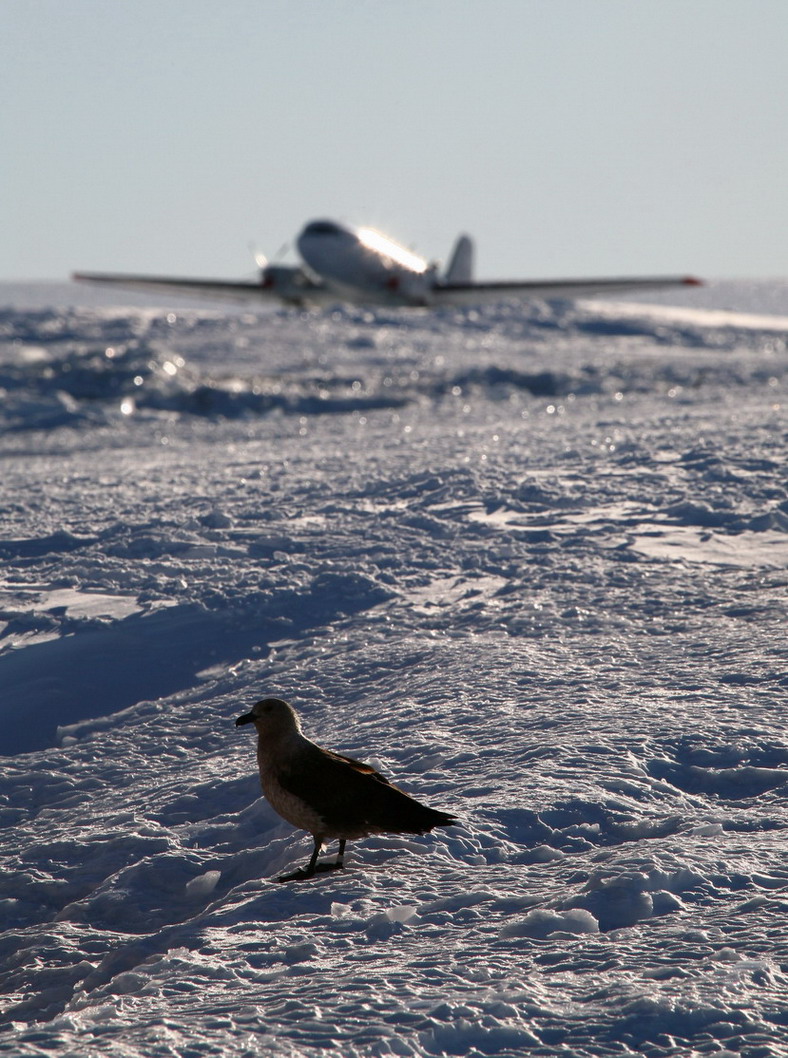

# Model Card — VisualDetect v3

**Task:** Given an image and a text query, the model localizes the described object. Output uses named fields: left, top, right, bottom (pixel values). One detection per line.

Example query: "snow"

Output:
left=1, top=280, right=787, bottom=1055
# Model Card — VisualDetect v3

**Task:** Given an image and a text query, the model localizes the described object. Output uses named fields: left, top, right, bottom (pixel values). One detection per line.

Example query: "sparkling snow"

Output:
left=1, top=282, right=787, bottom=1056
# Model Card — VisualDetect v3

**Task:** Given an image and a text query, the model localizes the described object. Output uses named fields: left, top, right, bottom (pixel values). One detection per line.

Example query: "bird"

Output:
left=235, top=697, right=457, bottom=882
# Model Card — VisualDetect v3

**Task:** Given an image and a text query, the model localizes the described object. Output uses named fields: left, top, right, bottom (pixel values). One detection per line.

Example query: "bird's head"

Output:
left=235, top=697, right=301, bottom=738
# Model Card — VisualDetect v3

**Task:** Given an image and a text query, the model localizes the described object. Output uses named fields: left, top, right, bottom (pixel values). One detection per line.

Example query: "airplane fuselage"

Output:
left=296, top=220, right=436, bottom=306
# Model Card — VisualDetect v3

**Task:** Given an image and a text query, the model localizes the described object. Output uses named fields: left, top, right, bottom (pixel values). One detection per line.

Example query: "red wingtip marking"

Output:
left=683, top=276, right=704, bottom=286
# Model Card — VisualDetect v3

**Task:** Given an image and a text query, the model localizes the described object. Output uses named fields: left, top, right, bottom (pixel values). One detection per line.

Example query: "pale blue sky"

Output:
left=3, top=0, right=788, bottom=281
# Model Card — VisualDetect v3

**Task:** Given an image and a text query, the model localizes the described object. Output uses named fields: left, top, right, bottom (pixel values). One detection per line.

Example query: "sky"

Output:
left=3, top=0, right=788, bottom=282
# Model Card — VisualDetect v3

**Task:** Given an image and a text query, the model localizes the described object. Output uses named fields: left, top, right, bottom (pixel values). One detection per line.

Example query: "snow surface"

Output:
left=1, top=281, right=787, bottom=1056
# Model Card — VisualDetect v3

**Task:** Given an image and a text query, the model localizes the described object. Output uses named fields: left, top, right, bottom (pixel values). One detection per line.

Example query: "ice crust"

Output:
left=1, top=283, right=787, bottom=1055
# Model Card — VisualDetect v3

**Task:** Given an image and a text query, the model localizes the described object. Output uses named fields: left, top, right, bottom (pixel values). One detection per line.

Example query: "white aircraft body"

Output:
left=74, top=219, right=702, bottom=309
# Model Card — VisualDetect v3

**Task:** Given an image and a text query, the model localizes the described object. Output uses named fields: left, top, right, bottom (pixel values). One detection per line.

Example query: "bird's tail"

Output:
left=410, top=806, right=458, bottom=834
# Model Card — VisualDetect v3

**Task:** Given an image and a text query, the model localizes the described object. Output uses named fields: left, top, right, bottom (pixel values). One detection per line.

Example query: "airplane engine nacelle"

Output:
left=261, top=264, right=293, bottom=289
left=261, top=264, right=317, bottom=305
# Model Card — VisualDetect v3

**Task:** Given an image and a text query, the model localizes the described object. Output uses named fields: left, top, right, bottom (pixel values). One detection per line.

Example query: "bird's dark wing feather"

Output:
left=277, top=744, right=455, bottom=834
left=325, top=750, right=394, bottom=782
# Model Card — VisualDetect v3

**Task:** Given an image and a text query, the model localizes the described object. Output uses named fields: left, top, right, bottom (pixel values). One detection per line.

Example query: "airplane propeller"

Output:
left=248, top=243, right=268, bottom=271
left=249, top=243, right=290, bottom=269
left=248, top=242, right=292, bottom=289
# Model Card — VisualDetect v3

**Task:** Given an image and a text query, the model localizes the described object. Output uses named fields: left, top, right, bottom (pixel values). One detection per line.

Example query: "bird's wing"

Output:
left=327, top=750, right=393, bottom=782
left=276, top=745, right=438, bottom=833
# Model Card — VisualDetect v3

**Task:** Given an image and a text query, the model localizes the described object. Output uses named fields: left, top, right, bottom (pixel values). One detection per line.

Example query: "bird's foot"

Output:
left=277, top=862, right=344, bottom=883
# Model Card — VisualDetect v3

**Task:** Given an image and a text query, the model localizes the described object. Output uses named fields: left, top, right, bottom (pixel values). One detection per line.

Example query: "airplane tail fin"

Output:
left=444, top=234, right=474, bottom=285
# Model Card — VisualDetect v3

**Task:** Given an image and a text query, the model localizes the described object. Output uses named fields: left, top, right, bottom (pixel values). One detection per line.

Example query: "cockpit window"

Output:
left=302, top=220, right=345, bottom=237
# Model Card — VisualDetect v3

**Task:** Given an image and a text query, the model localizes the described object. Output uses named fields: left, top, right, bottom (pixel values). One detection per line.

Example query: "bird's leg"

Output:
left=278, top=837, right=322, bottom=882
left=277, top=837, right=346, bottom=883
left=310, top=837, right=346, bottom=875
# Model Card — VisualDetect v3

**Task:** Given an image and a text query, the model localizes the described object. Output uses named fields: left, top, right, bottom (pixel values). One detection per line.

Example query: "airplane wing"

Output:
left=430, top=275, right=703, bottom=306
left=71, top=268, right=332, bottom=306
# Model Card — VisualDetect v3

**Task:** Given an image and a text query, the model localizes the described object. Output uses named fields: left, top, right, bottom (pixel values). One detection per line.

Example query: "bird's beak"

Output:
left=235, top=711, right=255, bottom=726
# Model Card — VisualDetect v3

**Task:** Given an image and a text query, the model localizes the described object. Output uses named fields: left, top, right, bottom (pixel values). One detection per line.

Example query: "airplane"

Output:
left=73, top=218, right=702, bottom=309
